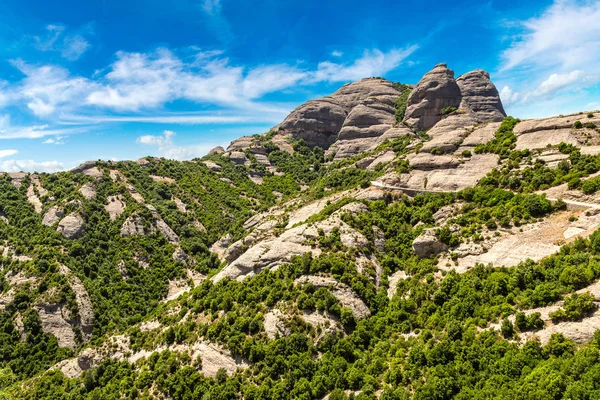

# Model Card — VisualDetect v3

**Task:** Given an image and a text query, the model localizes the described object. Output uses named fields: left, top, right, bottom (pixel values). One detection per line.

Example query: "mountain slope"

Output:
left=2, top=64, right=600, bottom=399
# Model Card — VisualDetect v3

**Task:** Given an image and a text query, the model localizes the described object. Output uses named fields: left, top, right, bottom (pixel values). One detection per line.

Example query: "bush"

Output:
left=549, top=292, right=597, bottom=322
left=440, top=106, right=457, bottom=115
left=574, top=121, right=583, bottom=129
left=588, top=113, right=594, bottom=118
left=581, top=177, right=600, bottom=194
left=515, top=312, right=544, bottom=332
left=461, top=150, right=472, bottom=158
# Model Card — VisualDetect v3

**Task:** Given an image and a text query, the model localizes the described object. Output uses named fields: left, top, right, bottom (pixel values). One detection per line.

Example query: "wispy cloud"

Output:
left=0, top=149, right=18, bottom=158
left=501, top=0, right=600, bottom=72
left=42, top=135, right=65, bottom=145
left=4, top=45, right=415, bottom=121
left=0, top=159, right=64, bottom=173
left=202, top=0, right=221, bottom=15
left=136, top=129, right=221, bottom=160
left=498, top=0, right=600, bottom=115
left=34, top=24, right=90, bottom=61
left=0, top=114, right=83, bottom=139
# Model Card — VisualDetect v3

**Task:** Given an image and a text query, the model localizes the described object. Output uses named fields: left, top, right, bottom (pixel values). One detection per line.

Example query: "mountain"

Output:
left=2, top=64, right=600, bottom=399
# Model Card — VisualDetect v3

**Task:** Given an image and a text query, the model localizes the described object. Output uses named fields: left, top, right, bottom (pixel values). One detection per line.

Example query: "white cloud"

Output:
left=136, top=130, right=220, bottom=160
left=1, top=44, right=416, bottom=134
left=331, top=51, right=343, bottom=57
left=59, top=112, right=284, bottom=124
left=500, top=85, right=520, bottom=106
left=0, top=114, right=82, bottom=139
left=202, top=0, right=221, bottom=15
left=501, top=0, right=600, bottom=72
left=0, top=149, right=18, bottom=158
left=311, top=46, right=418, bottom=82
left=42, top=136, right=65, bottom=145
left=11, top=59, right=94, bottom=117
left=0, top=159, right=64, bottom=173
left=532, top=70, right=585, bottom=96
left=34, top=24, right=90, bottom=61
left=62, top=35, right=90, bottom=61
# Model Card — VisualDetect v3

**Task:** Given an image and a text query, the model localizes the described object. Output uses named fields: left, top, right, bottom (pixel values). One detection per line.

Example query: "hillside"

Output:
left=2, top=63, right=600, bottom=399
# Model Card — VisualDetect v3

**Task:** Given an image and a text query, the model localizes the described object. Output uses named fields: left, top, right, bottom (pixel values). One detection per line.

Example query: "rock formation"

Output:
left=42, top=206, right=65, bottom=227
left=57, top=213, right=86, bottom=239
left=403, top=63, right=505, bottom=131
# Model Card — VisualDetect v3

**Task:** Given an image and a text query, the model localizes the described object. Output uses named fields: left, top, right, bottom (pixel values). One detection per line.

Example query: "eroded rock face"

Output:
left=403, top=63, right=462, bottom=130
left=79, top=182, right=97, bottom=201
left=277, top=78, right=402, bottom=149
left=208, top=146, right=225, bottom=155
left=456, top=70, right=506, bottom=122
left=42, top=206, right=65, bottom=227
left=403, top=64, right=505, bottom=132
left=120, top=215, right=145, bottom=237
left=57, top=213, right=86, bottom=239
left=412, top=229, right=447, bottom=257
left=279, top=99, right=347, bottom=148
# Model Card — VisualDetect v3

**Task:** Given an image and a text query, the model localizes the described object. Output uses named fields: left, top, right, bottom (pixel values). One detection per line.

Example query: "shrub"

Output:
left=440, top=106, right=457, bottom=115
left=461, top=150, right=472, bottom=158
left=515, top=312, right=544, bottom=332
left=574, top=121, right=583, bottom=129
left=588, top=113, right=595, bottom=118
left=549, top=292, right=597, bottom=322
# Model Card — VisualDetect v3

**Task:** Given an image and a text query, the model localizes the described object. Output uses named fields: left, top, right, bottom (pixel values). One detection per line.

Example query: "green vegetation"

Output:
left=393, top=83, right=412, bottom=123
left=6, top=119, right=600, bottom=399
left=440, top=106, right=457, bottom=115
left=549, top=292, right=597, bottom=322
left=474, top=116, right=520, bottom=157
left=479, top=141, right=600, bottom=193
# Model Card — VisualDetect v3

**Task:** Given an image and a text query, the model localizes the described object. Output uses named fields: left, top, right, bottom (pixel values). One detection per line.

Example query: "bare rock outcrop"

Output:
left=264, top=309, right=291, bottom=339
left=35, top=304, right=78, bottom=349
left=42, top=206, right=65, bottom=227
left=105, top=195, right=126, bottom=220
left=59, top=265, right=94, bottom=338
left=277, top=78, right=402, bottom=149
left=79, top=182, right=97, bottom=200
left=26, top=184, right=43, bottom=213
left=403, top=64, right=505, bottom=132
left=202, top=160, right=222, bottom=172
left=208, top=146, right=225, bottom=155
left=71, top=161, right=104, bottom=178
left=295, top=275, right=371, bottom=319
left=412, top=229, right=447, bottom=257
left=455, top=69, right=506, bottom=122
left=57, top=213, right=86, bottom=239
left=212, top=201, right=370, bottom=282
left=120, top=215, right=145, bottom=237
left=403, top=63, right=462, bottom=130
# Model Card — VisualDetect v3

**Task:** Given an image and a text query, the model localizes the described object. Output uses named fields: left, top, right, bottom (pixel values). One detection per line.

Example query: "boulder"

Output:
left=202, top=161, right=222, bottom=172
left=79, top=182, right=97, bottom=201
left=403, top=63, right=462, bottom=130
left=227, top=151, right=248, bottom=165
left=57, top=213, right=85, bottom=239
left=42, top=206, right=65, bottom=227
left=412, top=229, right=447, bottom=257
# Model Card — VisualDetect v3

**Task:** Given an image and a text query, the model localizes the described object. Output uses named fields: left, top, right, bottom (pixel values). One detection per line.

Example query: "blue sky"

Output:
left=0, top=0, right=599, bottom=172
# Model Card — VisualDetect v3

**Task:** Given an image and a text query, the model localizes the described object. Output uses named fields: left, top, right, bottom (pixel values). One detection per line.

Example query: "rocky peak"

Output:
left=403, top=63, right=462, bottom=130
left=276, top=78, right=403, bottom=148
left=455, top=69, right=506, bottom=121
left=403, top=63, right=505, bottom=130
